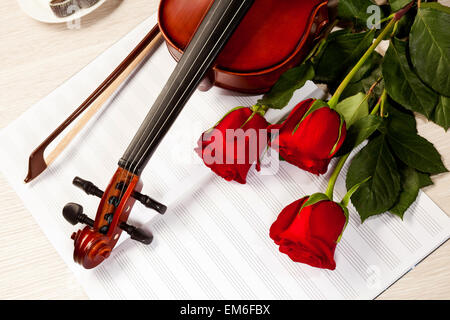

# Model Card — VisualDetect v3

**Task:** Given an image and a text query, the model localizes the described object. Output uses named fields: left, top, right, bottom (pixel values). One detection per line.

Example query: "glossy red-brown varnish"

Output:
left=159, top=0, right=329, bottom=93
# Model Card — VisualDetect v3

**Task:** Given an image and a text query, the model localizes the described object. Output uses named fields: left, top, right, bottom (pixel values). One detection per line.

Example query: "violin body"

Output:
left=64, top=0, right=331, bottom=269
left=159, top=0, right=329, bottom=93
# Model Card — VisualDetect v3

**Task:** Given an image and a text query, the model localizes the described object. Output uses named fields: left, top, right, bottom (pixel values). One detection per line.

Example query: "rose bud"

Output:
left=270, top=195, right=347, bottom=270
left=196, top=107, right=269, bottom=184
left=268, top=99, right=346, bottom=175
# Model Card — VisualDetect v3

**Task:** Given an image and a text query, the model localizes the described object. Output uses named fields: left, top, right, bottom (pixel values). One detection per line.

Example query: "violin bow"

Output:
left=24, top=24, right=162, bottom=183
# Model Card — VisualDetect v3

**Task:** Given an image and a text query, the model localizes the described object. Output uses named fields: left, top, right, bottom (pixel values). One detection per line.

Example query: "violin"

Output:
left=62, top=0, right=330, bottom=269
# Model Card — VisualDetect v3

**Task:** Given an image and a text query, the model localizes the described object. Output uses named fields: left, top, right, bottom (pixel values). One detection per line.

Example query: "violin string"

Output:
left=123, top=0, right=228, bottom=179
left=108, top=0, right=245, bottom=232
left=127, top=0, right=245, bottom=175
left=108, top=0, right=228, bottom=231
left=105, top=20, right=198, bottom=231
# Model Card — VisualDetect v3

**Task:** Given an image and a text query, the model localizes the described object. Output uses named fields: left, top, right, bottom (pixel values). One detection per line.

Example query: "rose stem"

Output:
left=325, top=80, right=383, bottom=200
left=379, top=13, right=395, bottom=25
left=324, top=2, right=415, bottom=200
left=371, top=96, right=383, bottom=116
left=379, top=90, right=387, bottom=117
left=325, top=155, right=348, bottom=199
left=327, top=1, right=414, bottom=109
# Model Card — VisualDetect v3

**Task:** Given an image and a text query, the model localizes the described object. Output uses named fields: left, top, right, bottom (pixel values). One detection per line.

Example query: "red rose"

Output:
left=196, top=107, right=269, bottom=184
left=269, top=99, right=346, bottom=175
left=270, top=196, right=347, bottom=270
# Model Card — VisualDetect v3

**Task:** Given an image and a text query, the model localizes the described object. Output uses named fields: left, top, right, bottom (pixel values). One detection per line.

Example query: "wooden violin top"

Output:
left=161, top=0, right=326, bottom=73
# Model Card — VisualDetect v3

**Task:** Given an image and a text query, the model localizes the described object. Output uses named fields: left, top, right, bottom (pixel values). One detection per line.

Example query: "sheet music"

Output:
left=0, top=15, right=449, bottom=300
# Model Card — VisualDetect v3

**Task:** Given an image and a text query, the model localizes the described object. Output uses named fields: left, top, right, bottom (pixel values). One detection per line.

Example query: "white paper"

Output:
left=1, top=15, right=449, bottom=300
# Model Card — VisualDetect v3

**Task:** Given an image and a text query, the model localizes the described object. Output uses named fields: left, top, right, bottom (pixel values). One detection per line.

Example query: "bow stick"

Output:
left=25, top=24, right=162, bottom=183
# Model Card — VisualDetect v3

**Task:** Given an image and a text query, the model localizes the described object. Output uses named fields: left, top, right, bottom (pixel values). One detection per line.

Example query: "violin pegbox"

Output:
left=62, top=167, right=167, bottom=269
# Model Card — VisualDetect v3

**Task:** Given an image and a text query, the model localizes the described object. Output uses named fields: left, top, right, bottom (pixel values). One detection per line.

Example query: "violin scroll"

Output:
left=62, top=168, right=166, bottom=269
left=71, top=227, right=111, bottom=269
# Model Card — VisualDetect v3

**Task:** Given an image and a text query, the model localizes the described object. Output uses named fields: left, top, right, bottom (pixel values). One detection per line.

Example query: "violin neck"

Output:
left=119, top=0, right=254, bottom=175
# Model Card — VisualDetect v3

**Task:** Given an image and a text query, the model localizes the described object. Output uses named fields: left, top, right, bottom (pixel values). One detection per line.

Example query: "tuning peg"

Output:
left=72, top=176, right=166, bottom=214
left=73, top=177, right=104, bottom=198
left=119, top=222, right=153, bottom=245
left=133, top=192, right=167, bottom=214
left=63, top=203, right=94, bottom=227
left=63, top=203, right=153, bottom=244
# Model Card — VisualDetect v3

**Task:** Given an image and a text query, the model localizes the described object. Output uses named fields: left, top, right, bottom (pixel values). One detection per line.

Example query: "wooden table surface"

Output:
left=0, top=0, right=449, bottom=300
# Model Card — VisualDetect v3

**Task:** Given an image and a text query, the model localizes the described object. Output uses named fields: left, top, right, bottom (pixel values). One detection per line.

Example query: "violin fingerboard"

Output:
left=119, top=0, right=254, bottom=174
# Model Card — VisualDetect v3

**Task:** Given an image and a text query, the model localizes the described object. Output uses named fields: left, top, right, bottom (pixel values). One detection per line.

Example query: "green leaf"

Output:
left=346, top=134, right=401, bottom=222
left=387, top=126, right=448, bottom=174
left=433, top=95, right=450, bottom=131
left=301, top=193, right=330, bottom=210
left=314, top=30, right=375, bottom=87
left=257, top=62, right=315, bottom=110
left=383, top=97, right=417, bottom=135
left=389, top=0, right=411, bottom=12
left=338, top=0, right=383, bottom=27
left=383, top=38, right=438, bottom=118
left=409, top=5, right=450, bottom=96
left=390, top=166, right=433, bottom=219
left=350, top=51, right=383, bottom=84
left=334, top=92, right=369, bottom=128
left=341, top=176, right=372, bottom=207
left=421, top=2, right=450, bottom=16
left=336, top=114, right=383, bottom=156
left=341, top=57, right=384, bottom=105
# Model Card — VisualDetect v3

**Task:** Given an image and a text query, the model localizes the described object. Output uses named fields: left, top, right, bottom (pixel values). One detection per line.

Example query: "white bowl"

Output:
left=17, top=0, right=108, bottom=23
